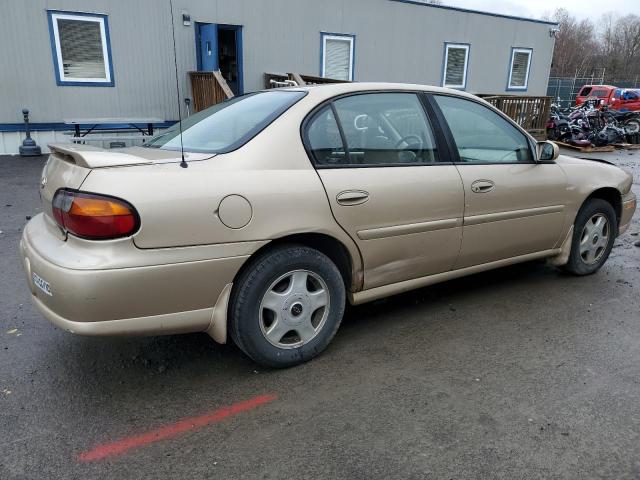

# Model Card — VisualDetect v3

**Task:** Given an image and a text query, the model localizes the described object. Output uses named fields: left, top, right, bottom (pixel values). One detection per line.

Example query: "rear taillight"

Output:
left=51, top=189, right=139, bottom=240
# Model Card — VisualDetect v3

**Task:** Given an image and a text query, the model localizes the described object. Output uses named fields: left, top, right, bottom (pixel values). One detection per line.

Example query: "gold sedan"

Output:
left=19, top=83, right=636, bottom=367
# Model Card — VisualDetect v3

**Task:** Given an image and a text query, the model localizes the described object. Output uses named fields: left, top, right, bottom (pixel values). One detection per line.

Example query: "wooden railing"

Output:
left=188, top=71, right=234, bottom=112
left=264, top=72, right=350, bottom=89
left=482, top=95, right=552, bottom=140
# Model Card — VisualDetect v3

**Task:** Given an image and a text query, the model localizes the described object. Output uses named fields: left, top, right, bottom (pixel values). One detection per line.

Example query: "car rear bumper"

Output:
left=619, top=191, right=636, bottom=235
left=19, top=213, right=251, bottom=338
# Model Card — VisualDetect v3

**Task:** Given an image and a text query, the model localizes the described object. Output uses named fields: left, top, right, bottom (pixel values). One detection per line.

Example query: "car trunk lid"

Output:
left=41, top=144, right=214, bottom=238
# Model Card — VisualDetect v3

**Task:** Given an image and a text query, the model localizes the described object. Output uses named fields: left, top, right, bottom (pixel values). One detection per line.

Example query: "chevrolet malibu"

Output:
left=20, top=83, right=636, bottom=367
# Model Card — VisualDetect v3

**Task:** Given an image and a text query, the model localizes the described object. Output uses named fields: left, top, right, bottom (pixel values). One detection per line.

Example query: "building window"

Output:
left=47, top=11, right=114, bottom=86
left=321, top=33, right=355, bottom=81
left=442, top=43, right=470, bottom=89
left=507, top=48, right=532, bottom=90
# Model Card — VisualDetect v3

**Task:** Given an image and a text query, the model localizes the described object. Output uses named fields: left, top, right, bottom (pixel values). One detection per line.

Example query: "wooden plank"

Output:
left=212, top=71, right=234, bottom=99
left=289, top=73, right=306, bottom=86
left=612, top=143, right=640, bottom=150
left=556, top=141, right=615, bottom=153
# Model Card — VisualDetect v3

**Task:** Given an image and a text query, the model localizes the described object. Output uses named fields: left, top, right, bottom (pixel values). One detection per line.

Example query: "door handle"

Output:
left=336, top=190, right=369, bottom=206
left=470, top=180, right=495, bottom=193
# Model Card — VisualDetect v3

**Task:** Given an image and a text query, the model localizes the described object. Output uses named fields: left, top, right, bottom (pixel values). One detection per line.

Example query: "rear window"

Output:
left=145, top=90, right=306, bottom=153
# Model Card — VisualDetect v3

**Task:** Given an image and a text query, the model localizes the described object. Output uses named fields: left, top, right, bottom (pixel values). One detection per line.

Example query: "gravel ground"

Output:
left=0, top=149, right=638, bottom=480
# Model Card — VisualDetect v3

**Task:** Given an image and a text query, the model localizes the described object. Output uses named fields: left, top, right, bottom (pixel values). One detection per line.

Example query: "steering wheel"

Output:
left=394, top=134, right=423, bottom=150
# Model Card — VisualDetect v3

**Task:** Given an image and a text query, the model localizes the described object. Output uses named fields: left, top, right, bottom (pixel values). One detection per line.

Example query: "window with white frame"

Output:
left=47, top=11, right=113, bottom=86
left=442, top=43, right=469, bottom=89
left=508, top=48, right=532, bottom=90
left=321, top=33, right=355, bottom=81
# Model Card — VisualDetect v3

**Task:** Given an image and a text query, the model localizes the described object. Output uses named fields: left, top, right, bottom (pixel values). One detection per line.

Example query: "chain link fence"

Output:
left=547, top=73, right=640, bottom=109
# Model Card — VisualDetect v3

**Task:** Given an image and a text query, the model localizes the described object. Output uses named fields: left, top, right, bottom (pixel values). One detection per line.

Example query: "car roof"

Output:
left=277, top=82, right=483, bottom=103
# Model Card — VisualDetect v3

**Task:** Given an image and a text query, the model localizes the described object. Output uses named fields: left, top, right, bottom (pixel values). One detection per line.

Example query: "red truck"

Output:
left=576, top=85, right=640, bottom=111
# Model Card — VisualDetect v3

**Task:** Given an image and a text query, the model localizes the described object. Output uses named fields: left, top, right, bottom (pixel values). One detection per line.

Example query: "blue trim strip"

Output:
left=0, top=121, right=178, bottom=133
left=389, top=0, right=558, bottom=26
left=441, top=42, right=471, bottom=90
left=46, top=10, right=115, bottom=87
left=506, top=47, right=533, bottom=92
left=319, top=32, right=356, bottom=81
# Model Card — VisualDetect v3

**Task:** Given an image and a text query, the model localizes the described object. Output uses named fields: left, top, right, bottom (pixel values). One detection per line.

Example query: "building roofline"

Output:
left=389, top=0, right=559, bottom=26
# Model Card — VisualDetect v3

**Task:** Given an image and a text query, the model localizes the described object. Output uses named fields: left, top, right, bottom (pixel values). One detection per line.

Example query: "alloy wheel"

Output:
left=579, top=213, right=610, bottom=265
left=259, top=269, right=330, bottom=349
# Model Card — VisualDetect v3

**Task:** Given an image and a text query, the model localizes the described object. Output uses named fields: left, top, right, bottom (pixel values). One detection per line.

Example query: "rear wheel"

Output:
left=562, top=199, right=617, bottom=275
left=624, top=118, right=640, bottom=135
left=229, top=245, right=346, bottom=368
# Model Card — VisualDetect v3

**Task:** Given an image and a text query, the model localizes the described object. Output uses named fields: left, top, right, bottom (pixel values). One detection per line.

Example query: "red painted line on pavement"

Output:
left=77, top=393, right=277, bottom=462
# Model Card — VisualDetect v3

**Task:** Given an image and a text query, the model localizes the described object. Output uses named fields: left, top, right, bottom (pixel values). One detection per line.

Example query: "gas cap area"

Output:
left=217, top=194, right=252, bottom=229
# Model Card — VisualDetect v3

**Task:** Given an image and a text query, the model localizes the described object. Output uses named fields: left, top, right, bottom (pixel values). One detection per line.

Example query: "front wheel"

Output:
left=561, top=199, right=617, bottom=275
left=229, top=245, right=346, bottom=368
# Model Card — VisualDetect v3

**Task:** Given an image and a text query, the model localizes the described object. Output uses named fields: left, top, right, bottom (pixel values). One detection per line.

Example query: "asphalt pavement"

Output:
left=1, top=149, right=639, bottom=479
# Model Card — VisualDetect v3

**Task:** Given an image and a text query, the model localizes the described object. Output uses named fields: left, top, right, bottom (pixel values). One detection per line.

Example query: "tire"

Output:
left=624, top=118, right=640, bottom=135
left=562, top=198, right=617, bottom=275
left=229, top=244, right=346, bottom=368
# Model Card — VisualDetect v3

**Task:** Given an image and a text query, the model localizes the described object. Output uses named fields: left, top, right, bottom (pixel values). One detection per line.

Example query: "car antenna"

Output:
left=169, top=0, right=188, bottom=168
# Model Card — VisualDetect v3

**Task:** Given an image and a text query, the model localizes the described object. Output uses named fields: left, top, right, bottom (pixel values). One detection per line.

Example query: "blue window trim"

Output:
left=506, top=47, right=533, bottom=92
left=319, top=32, right=356, bottom=81
left=441, top=42, right=470, bottom=90
left=46, top=9, right=115, bottom=87
left=389, top=0, right=558, bottom=26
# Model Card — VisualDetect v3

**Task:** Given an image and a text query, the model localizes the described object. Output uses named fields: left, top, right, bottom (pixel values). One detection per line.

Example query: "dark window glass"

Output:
left=434, top=95, right=532, bottom=163
left=328, top=93, right=439, bottom=166
left=580, top=86, right=593, bottom=96
left=146, top=90, right=306, bottom=154
left=306, top=106, right=346, bottom=165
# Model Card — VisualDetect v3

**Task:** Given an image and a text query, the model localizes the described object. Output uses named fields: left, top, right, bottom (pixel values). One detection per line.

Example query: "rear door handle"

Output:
left=336, top=190, right=369, bottom=206
left=470, top=180, right=495, bottom=193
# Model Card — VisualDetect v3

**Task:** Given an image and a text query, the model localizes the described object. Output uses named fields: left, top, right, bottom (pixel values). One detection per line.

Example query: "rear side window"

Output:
left=306, top=106, right=346, bottom=165
left=579, top=87, right=593, bottom=96
left=434, top=95, right=532, bottom=163
left=591, top=89, right=608, bottom=98
left=146, top=90, right=306, bottom=153
left=306, top=92, right=439, bottom=167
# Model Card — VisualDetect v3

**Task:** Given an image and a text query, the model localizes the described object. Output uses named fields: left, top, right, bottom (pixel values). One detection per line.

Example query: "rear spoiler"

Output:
left=48, top=143, right=155, bottom=169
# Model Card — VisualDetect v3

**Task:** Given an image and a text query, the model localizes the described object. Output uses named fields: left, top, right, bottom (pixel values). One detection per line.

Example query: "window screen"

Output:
left=58, top=19, right=106, bottom=79
left=48, top=12, right=113, bottom=85
left=443, top=44, right=469, bottom=88
left=508, top=49, right=531, bottom=89
left=322, top=35, right=354, bottom=81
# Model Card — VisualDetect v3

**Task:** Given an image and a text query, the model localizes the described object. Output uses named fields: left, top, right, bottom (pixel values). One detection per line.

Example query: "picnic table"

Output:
left=63, top=117, right=166, bottom=144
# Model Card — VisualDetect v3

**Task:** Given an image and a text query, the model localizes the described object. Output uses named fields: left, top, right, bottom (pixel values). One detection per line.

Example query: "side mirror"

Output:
left=537, top=141, right=559, bottom=162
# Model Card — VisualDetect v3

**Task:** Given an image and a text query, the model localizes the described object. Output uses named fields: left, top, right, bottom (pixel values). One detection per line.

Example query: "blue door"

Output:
left=198, top=23, right=218, bottom=71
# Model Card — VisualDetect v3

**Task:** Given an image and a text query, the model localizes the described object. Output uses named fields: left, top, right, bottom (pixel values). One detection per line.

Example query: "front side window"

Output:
left=146, top=90, right=306, bottom=153
left=434, top=95, right=532, bottom=163
left=507, top=48, right=532, bottom=90
left=306, top=93, right=439, bottom=167
left=442, top=43, right=470, bottom=89
left=321, top=33, right=355, bottom=81
left=47, top=11, right=113, bottom=86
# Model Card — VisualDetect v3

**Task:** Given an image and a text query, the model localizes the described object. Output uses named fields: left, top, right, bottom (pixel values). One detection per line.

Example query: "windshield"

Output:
left=145, top=90, right=306, bottom=153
